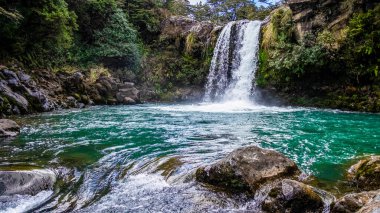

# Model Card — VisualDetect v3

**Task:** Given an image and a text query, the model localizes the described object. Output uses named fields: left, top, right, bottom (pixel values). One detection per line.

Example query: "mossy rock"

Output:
left=195, top=146, right=300, bottom=194
left=262, top=179, right=326, bottom=213
left=347, top=156, right=380, bottom=191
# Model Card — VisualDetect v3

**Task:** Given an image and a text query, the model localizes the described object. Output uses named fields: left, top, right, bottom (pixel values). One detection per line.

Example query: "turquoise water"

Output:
left=0, top=104, right=379, bottom=212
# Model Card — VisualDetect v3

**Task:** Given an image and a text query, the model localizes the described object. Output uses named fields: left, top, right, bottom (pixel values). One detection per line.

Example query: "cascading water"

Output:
left=204, top=20, right=261, bottom=103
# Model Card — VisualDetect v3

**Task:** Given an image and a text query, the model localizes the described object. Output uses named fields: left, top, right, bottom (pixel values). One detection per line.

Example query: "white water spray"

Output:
left=204, top=20, right=261, bottom=104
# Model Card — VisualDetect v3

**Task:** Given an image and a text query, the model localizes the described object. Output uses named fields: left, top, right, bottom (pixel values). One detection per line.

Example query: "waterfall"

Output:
left=204, top=20, right=261, bottom=103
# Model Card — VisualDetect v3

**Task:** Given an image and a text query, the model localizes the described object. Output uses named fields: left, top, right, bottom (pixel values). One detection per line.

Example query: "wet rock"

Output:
left=116, top=87, right=140, bottom=104
left=332, top=190, right=380, bottom=213
left=0, top=119, right=20, bottom=137
left=347, top=156, right=380, bottom=191
left=123, top=97, right=136, bottom=105
left=0, top=169, right=56, bottom=195
left=357, top=194, right=380, bottom=213
left=66, top=96, right=77, bottom=108
left=262, top=179, right=325, bottom=213
left=196, top=146, right=300, bottom=193
left=0, top=81, right=29, bottom=113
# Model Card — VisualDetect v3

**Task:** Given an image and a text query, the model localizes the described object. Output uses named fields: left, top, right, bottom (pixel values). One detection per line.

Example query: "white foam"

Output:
left=0, top=190, right=53, bottom=213
left=151, top=101, right=304, bottom=113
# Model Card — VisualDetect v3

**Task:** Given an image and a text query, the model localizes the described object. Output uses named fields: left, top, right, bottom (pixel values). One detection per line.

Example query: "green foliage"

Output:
left=0, top=0, right=77, bottom=67
left=92, top=9, right=141, bottom=70
left=0, top=6, right=22, bottom=22
left=341, top=5, right=380, bottom=82
left=207, top=0, right=273, bottom=22
left=126, top=0, right=162, bottom=42
left=258, top=6, right=331, bottom=89
left=270, top=43, right=326, bottom=77
left=66, top=0, right=118, bottom=44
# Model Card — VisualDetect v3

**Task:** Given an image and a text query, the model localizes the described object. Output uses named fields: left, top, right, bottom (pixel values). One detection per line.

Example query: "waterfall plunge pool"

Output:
left=1, top=103, right=379, bottom=212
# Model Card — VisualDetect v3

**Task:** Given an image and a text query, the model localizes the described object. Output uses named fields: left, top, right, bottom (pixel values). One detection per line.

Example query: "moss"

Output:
left=185, top=32, right=196, bottom=54
left=155, top=157, right=183, bottom=178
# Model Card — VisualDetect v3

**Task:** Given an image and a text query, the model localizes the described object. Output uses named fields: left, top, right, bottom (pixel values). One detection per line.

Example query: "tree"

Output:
left=126, top=0, right=162, bottom=42
left=0, top=0, right=77, bottom=67
left=92, top=9, right=141, bottom=70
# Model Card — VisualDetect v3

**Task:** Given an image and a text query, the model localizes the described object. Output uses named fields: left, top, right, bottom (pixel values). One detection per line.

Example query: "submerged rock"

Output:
left=0, top=119, right=20, bottom=137
left=0, top=169, right=56, bottom=195
left=347, top=156, right=380, bottom=191
left=332, top=190, right=380, bottom=213
left=262, top=179, right=326, bottom=213
left=196, top=146, right=300, bottom=193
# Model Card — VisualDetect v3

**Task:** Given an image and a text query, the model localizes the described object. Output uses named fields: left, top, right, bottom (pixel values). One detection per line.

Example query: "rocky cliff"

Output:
left=257, top=0, right=380, bottom=112
left=140, top=16, right=221, bottom=102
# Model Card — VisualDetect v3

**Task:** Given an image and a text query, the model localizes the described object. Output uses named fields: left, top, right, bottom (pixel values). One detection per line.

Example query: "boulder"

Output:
left=262, top=179, right=325, bottom=213
left=196, top=146, right=300, bottom=193
left=0, top=81, right=29, bottom=113
left=332, top=190, right=380, bottom=213
left=116, top=87, right=140, bottom=104
left=347, top=156, right=380, bottom=191
left=0, top=119, right=20, bottom=137
left=0, top=68, right=56, bottom=115
left=0, top=169, right=56, bottom=195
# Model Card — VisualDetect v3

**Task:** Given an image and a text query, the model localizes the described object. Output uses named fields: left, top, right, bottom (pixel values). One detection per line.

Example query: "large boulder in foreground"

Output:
left=0, top=119, right=20, bottom=137
left=262, top=179, right=326, bottom=213
left=347, top=156, right=380, bottom=191
left=332, top=190, right=380, bottom=213
left=196, top=146, right=300, bottom=193
left=0, top=169, right=56, bottom=195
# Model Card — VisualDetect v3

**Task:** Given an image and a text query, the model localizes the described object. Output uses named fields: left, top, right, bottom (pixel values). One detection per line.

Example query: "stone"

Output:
left=262, top=179, right=326, bottom=213
left=357, top=194, right=380, bottom=213
left=119, top=82, right=135, bottom=89
left=0, top=169, right=56, bottom=196
left=66, top=96, right=77, bottom=108
left=0, top=81, right=29, bottom=113
left=347, top=156, right=380, bottom=191
left=332, top=190, right=380, bottom=213
left=123, top=97, right=136, bottom=105
left=116, top=87, right=140, bottom=103
left=196, top=146, right=300, bottom=193
left=0, top=119, right=20, bottom=137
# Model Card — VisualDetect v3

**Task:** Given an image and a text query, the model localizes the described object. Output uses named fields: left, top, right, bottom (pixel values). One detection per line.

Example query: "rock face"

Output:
left=160, top=16, right=216, bottom=41
left=0, top=169, right=56, bottom=195
left=347, top=156, right=380, bottom=191
left=196, top=146, right=300, bottom=193
left=332, top=190, right=380, bottom=213
left=141, top=16, right=221, bottom=102
left=0, top=68, right=55, bottom=115
left=262, top=179, right=325, bottom=213
left=287, top=0, right=375, bottom=42
left=0, top=119, right=20, bottom=137
left=0, top=66, right=141, bottom=116
left=88, top=75, right=141, bottom=105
